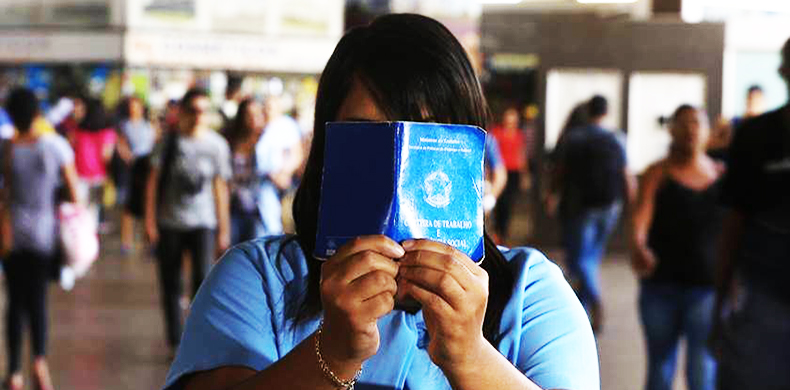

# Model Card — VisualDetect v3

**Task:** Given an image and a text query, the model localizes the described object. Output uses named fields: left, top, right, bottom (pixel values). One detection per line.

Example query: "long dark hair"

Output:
left=79, top=97, right=111, bottom=132
left=559, top=103, right=589, bottom=141
left=224, top=98, right=257, bottom=150
left=116, top=96, right=149, bottom=123
left=291, top=14, right=515, bottom=345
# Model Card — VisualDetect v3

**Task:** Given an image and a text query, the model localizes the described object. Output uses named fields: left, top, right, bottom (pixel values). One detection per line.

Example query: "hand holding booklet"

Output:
left=315, top=121, right=486, bottom=262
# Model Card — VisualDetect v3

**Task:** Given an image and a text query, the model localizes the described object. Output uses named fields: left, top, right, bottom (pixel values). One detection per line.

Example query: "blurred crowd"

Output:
left=0, top=34, right=788, bottom=390
left=0, top=85, right=307, bottom=389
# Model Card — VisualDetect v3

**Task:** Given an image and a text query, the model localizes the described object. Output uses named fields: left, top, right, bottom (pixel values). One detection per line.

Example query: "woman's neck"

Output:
left=668, top=147, right=705, bottom=168
left=234, top=131, right=258, bottom=154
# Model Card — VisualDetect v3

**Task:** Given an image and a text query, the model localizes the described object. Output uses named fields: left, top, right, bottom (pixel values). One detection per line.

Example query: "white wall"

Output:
left=722, top=16, right=790, bottom=118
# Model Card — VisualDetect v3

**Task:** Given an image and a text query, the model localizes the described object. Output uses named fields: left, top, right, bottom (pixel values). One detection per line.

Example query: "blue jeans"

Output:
left=561, top=202, right=621, bottom=311
left=639, top=283, right=716, bottom=390
left=231, top=213, right=264, bottom=246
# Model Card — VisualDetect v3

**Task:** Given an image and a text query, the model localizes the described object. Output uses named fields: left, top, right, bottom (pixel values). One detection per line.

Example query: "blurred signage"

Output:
left=128, top=0, right=344, bottom=37
left=0, top=31, right=122, bottom=62
left=124, top=31, right=337, bottom=73
left=128, top=0, right=203, bottom=30
left=211, top=0, right=343, bottom=36
left=0, top=0, right=111, bottom=27
left=489, top=53, right=540, bottom=71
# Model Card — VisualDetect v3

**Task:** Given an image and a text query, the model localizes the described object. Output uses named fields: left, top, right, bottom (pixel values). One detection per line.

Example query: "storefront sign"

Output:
left=124, top=31, right=337, bottom=73
left=0, top=31, right=122, bottom=62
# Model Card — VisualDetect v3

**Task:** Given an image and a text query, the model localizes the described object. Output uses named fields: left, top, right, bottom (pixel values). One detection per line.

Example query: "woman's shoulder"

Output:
left=642, top=161, right=669, bottom=187
left=498, top=246, right=559, bottom=274
left=216, top=235, right=310, bottom=291
left=38, top=133, right=73, bottom=155
left=498, top=245, right=590, bottom=321
left=496, top=246, right=599, bottom=389
left=497, top=246, right=572, bottom=298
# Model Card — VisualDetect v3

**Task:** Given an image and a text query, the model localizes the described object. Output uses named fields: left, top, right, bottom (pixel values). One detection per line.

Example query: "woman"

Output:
left=544, top=102, right=589, bottom=217
left=490, top=106, right=528, bottom=244
left=631, top=105, right=723, bottom=390
left=116, top=96, right=157, bottom=253
left=224, top=98, right=266, bottom=244
left=164, top=14, right=598, bottom=390
left=1, top=88, right=81, bottom=390
left=72, top=97, right=116, bottom=230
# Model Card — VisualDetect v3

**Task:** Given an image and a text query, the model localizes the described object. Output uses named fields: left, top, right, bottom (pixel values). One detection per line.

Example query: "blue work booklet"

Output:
left=314, top=121, right=486, bottom=262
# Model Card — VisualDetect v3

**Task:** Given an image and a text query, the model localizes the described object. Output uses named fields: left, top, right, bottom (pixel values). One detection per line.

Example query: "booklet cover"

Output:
left=314, top=121, right=486, bottom=262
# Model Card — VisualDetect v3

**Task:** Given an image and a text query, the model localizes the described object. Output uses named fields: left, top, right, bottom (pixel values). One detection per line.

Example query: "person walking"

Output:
left=116, top=96, right=157, bottom=253
left=254, top=96, right=304, bottom=235
left=631, top=105, right=723, bottom=390
left=714, top=37, right=790, bottom=390
left=144, top=87, right=231, bottom=355
left=224, top=98, right=266, bottom=244
left=490, top=106, right=529, bottom=244
left=552, top=95, right=633, bottom=331
left=1, top=87, right=81, bottom=390
left=71, top=97, right=116, bottom=231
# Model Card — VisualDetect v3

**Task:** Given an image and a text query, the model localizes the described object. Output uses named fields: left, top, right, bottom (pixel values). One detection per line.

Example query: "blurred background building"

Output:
left=0, top=0, right=345, bottom=131
left=1, top=1, right=790, bottom=390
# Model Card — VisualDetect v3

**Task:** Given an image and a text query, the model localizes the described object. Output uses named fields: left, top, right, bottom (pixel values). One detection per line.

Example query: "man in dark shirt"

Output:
left=715, top=37, right=790, bottom=390
left=553, top=95, right=633, bottom=332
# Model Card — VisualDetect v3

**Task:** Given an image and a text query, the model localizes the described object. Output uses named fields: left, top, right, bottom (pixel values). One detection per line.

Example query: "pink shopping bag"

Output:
left=58, top=203, right=99, bottom=278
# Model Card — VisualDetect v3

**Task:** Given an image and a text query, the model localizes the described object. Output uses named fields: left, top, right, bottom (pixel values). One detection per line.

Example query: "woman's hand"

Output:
left=145, top=218, right=159, bottom=245
left=215, top=230, right=230, bottom=258
left=0, top=226, right=11, bottom=258
left=396, top=239, right=489, bottom=373
left=319, top=235, right=403, bottom=369
left=631, top=245, right=657, bottom=278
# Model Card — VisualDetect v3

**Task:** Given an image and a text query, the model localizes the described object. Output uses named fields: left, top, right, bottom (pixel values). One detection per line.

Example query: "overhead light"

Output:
left=699, top=0, right=790, bottom=13
left=477, top=0, right=522, bottom=4
left=576, top=0, right=638, bottom=3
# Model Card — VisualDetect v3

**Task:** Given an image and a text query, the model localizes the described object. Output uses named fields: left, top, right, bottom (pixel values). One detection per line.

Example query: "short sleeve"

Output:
left=46, top=134, right=74, bottom=167
left=255, top=117, right=303, bottom=175
left=485, top=135, right=504, bottom=170
left=102, top=128, right=118, bottom=146
left=149, top=138, right=164, bottom=170
left=0, top=109, right=13, bottom=139
left=284, top=118, right=303, bottom=147
left=163, top=244, right=279, bottom=390
left=501, top=249, right=600, bottom=390
left=613, top=131, right=628, bottom=166
left=215, top=135, right=232, bottom=180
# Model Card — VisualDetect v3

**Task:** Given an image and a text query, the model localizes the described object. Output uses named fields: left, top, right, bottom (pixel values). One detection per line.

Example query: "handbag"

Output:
left=57, top=202, right=99, bottom=279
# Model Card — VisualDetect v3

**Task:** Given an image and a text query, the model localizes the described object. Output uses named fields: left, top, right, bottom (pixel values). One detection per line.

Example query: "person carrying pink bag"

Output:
left=1, top=87, right=81, bottom=390
left=71, top=97, right=116, bottom=231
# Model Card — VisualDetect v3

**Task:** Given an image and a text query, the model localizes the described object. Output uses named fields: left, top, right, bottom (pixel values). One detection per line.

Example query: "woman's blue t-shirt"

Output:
left=163, top=236, right=600, bottom=390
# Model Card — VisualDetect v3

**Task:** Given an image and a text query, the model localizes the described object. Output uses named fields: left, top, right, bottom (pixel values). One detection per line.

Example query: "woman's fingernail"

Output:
left=393, top=244, right=406, bottom=257
left=402, top=240, right=415, bottom=250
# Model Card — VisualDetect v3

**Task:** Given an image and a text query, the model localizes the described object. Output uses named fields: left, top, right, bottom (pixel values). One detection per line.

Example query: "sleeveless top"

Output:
left=645, top=176, right=724, bottom=287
